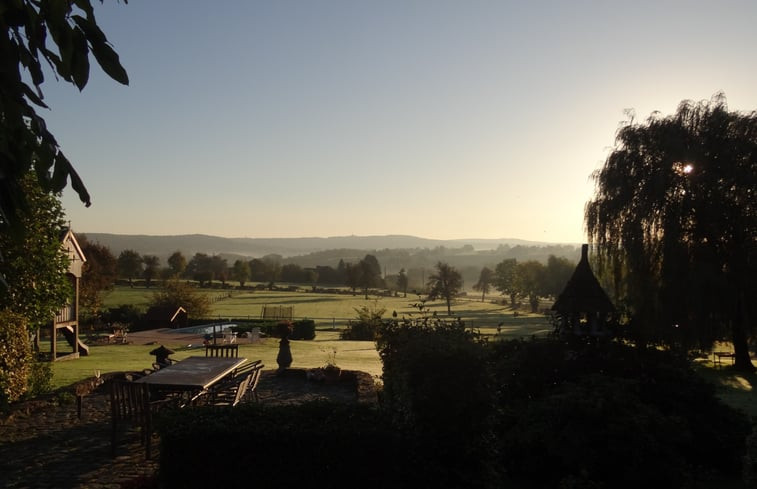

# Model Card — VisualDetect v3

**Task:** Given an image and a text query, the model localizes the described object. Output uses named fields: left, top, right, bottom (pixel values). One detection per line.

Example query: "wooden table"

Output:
left=134, top=356, right=247, bottom=395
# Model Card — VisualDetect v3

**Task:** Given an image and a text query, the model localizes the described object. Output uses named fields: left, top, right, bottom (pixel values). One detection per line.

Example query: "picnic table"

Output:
left=134, top=356, right=247, bottom=401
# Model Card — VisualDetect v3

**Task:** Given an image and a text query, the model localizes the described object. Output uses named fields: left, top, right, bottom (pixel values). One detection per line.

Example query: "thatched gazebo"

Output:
left=551, top=244, right=615, bottom=337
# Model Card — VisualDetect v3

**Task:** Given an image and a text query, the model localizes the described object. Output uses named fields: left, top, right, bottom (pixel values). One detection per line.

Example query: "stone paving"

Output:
left=0, top=369, right=375, bottom=489
left=0, top=390, right=159, bottom=489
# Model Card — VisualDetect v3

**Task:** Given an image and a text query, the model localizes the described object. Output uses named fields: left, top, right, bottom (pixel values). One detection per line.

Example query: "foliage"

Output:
left=0, top=173, right=71, bottom=329
left=341, top=301, right=386, bottom=340
left=514, top=260, right=546, bottom=312
left=397, top=268, right=408, bottom=297
left=0, top=310, right=31, bottom=405
left=117, top=249, right=142, bottom=287
left=493, top=258, right=518, bottom=307
left=141, top=255, right=160, bottom=288
left=231, top=259, right=250, bottom=287
left=358, top=254, right=382, bottom=299
left=102, top=304, right=141, bottom=326
left=426, top=261, right=463, bottom=315
left=473, top=266, right=494, bottom=302
left=148, top=280, right=210, bottom=319
left=377, top=317, right=498, bottom=487
left=25, top=358, right=52, bottom=398
left=586, top=94, right=757, bottom=370
left=543, top=254, right=575, bottom=298
left=166, top=251, right=187, bottom=278
left=490, top=338, right=751, bottom=487
left=745, top=422, right=757, bottom=488
left=185, top=252, right=212, bottom=286
left=290, top=319, right=316, bottom=340
left=157, top=401, right=409, bottom=489
left=0, top=0, right=128, bottom=232
left=78, top=235, right=117, bottom=316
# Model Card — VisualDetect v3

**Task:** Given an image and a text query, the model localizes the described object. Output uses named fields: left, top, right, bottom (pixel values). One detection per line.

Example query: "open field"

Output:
left=101, top=284, right=554, bottom=333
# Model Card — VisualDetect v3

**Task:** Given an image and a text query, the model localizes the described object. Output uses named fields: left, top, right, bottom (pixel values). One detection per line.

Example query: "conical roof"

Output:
left=149, top=345, right=175, bottom=356
left=552, top=244, right=615, bottom=314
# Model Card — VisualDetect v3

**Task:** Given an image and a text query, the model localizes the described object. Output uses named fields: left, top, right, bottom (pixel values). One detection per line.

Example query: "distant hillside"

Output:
left=80, top=233, right=576, bottom=260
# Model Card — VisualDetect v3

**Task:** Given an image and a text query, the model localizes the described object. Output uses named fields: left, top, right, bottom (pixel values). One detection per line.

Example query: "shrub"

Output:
left=25, top=359, right=52, bottom=398
left=0, top=310, right=32, bottom=406
left=291, top=319, right=316, bottom=340
left=491, top=338, right=750, bottom=487
left=745, top=422, right=757, bottom=488
left=341, top=302, right=385, bottom=341
left=149, top=280, right=210, bottom=319
left=157, top=401, right=409, bottom=489
left=377, top=319, right=498, bottom=488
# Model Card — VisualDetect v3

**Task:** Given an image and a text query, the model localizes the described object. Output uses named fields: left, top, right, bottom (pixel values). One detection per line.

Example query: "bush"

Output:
left=377, top=319, right=498, bottom=488
left=25, top=359, right=52, bottom=398
left=491, top=338, right=751, bottom=487
left=745, top=422, right=757, bottom=488
left=0, top=310, right=31, bottom=406
left=291, top=319, right=316, bottom=340
left=340, top=320, right=379, bottom=340
left=157, top=401, right=409, bottom=489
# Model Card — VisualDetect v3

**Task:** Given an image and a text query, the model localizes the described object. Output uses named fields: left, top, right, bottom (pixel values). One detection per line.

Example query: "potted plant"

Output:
left=322, top=347, right=341, bottom=383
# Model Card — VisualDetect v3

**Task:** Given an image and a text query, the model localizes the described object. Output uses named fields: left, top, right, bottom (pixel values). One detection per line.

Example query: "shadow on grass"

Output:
left=694, top=361, right=757, bottom=418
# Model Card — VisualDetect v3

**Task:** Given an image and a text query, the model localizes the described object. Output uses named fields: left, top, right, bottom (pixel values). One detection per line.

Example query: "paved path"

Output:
left=0, top=392, right=158, bottom=489
left=0, top=369, right=372, bottom=488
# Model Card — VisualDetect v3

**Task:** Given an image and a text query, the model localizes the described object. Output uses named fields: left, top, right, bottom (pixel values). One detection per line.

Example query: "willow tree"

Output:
left=585, top=94, right=756, bottom=371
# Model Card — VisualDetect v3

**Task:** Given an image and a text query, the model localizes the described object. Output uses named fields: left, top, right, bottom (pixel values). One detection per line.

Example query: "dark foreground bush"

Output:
left=377, top=319, right=499, bottom=488
left=491, top=339, right=751, bottom=488
left=157, top=402, right=410, bottom=489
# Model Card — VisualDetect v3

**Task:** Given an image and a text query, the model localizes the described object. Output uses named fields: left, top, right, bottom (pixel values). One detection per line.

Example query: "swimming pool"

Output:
left=172, top=323, right=237, bottom=335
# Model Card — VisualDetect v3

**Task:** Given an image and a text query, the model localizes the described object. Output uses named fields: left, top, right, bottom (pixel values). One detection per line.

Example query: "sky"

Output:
left=41, top=0, right=757, bottom=244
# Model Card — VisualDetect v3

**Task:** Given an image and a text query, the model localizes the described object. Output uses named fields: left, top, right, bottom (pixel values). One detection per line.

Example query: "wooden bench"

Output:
left=713, top=351, right=735, bottom=367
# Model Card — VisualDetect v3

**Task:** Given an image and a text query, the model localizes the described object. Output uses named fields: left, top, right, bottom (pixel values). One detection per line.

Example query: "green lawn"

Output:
left=102, top=284, right=553, bottom=332
left=50, top=285, right=550, bottom=391
left=51, top=331, right=382, bottom=390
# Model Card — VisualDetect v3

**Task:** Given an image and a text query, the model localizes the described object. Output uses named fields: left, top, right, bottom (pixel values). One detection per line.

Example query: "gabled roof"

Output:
left=145, top=306, right=187, bottom=322
left=60, top=227, right=86, bottom=263
left=552, top=244, right=615, bottom=314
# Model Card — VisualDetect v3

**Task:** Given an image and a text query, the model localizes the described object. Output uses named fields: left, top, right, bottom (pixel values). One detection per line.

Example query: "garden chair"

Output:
left=208, top=371, right=252, bottom=407
left=232, top=360, right=265, bottom=402
left=110, top=381, right=162, bottom=459
left=205, top=343, right=239, bottom=358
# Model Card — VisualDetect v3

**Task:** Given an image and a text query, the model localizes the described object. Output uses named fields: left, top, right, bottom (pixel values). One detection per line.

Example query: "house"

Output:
left=551, top=244, right=615, bottom=337
left=50, top=228, right=88, bottom=360
left=144, top=305, right=188, bottom=329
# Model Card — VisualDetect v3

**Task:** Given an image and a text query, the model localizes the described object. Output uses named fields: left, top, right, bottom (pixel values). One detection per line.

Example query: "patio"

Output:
left=0, top=368, right=376, bottom=488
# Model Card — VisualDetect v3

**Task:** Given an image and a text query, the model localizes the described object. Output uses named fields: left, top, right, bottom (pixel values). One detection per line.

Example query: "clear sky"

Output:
left=42, top=0, right=757, bottom=243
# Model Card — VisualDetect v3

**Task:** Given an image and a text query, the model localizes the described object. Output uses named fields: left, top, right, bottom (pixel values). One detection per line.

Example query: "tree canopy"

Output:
left=585, top=94, right=756, bottom=371
left=0, top=0, right=128, bottom=233
left=427, top=261, right=463, bottom=315
left=0, top=173, right=70, bottom=330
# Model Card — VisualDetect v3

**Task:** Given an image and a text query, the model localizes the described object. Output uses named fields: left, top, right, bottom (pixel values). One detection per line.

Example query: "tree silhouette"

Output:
left=142, top=255, right=160, bottom=288
left=117, top=250, right=143, bottom=288
left=427, top=262, right=463, bottom=315
left=473, top=267, right=494, bottom=302
left=493, top=258, right=518, bottom=308
left=586, top=94, right=756, bottom=371
left=1, top=1, right=128, bottom=233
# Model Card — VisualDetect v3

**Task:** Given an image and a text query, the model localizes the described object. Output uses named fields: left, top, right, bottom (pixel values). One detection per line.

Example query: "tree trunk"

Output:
left=732, top=292, right=755, bottom=372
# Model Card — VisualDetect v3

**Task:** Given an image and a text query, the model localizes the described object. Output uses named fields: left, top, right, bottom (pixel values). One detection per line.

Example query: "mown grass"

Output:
left=102, top=284, right=552, bottom=331
left=50, top=331, right=383, bottom=390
